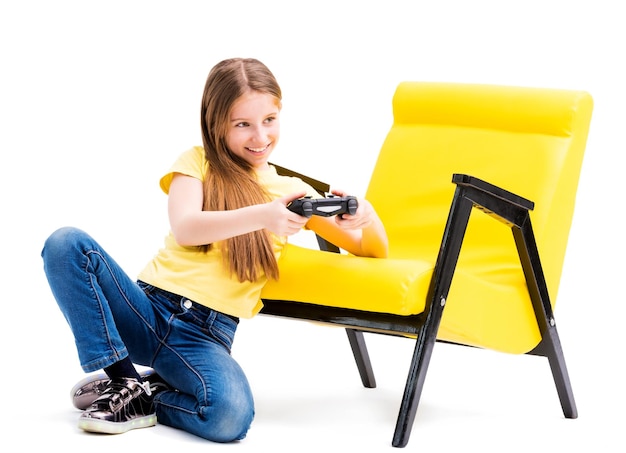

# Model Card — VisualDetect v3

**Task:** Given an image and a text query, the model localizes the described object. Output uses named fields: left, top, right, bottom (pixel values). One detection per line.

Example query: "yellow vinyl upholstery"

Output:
left=261, top=82, right=593, bottom=355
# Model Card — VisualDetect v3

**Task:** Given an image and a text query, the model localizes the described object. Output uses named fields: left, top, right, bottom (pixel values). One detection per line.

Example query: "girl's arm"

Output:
left=306, top=189, right=388, bottom=258
left=168, top=173, right=308, bottom=246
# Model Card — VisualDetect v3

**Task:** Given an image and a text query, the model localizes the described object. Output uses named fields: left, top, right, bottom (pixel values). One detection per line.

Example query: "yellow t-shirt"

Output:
left=138, top=146, right=320, bottom=318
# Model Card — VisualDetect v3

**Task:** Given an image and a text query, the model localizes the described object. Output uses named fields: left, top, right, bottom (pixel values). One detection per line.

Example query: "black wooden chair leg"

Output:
left=392, top=186, right=474, bottom=448
left=514, top=220, right=578, bottom=419
left=542, top=328, right=578, bottom=418
left=346, top=329, right=376, bottom=388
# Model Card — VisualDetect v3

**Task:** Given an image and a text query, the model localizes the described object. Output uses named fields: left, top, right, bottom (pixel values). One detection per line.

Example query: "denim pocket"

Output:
left=209, top=313, right=238, bottom=352
left=177, top=298, right=238, bottom=353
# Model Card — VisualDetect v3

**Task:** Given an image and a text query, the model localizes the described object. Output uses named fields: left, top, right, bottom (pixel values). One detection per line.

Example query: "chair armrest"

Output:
left=271, top=162, right=330, bottom=196
left=315, top=234, right=341, bottom=253
left=452, top=173, right=534, bottom=228
left=452, top=174, right=534, bottom=210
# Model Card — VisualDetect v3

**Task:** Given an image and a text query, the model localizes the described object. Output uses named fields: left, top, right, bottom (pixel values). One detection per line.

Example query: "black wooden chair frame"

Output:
left=262, top=166, right=577, bottom=448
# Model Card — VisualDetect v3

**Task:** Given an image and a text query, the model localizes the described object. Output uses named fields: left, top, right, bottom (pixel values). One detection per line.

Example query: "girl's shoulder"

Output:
left=159, top=146, right=207, bottom=194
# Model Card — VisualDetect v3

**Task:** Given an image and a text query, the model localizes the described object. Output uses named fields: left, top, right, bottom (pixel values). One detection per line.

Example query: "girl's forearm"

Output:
left=360, top=217, right=389, bottom=258
left=171, top=204, right=267, bottom=247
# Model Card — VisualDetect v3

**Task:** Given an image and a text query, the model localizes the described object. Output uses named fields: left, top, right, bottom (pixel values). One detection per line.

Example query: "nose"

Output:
left=250, top=125, right=268, bottom=143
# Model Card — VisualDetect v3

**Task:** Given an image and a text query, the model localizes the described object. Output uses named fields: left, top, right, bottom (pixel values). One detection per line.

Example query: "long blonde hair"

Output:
left=200, top=58, right=282, bottom=282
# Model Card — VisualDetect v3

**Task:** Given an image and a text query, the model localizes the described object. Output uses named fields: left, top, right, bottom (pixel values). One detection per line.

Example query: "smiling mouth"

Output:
left=246, top=144, right=269, bottom=153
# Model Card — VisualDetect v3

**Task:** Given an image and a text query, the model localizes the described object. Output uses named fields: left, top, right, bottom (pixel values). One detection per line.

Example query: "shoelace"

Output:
left=92, top=379, right=150, bottom=411
left=142, top=380, right=153, bottom=397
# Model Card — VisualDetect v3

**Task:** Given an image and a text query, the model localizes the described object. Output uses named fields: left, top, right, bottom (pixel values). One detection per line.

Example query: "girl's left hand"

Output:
left=331, top=189, right=373, bottom=230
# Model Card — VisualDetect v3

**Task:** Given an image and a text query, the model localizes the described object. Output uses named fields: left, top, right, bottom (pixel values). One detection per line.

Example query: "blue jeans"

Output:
left=41, top=226, right=254, bottom=442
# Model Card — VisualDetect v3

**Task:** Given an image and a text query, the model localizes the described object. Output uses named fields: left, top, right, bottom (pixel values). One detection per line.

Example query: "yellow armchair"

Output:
left=261, top=82, right=593, bottom=447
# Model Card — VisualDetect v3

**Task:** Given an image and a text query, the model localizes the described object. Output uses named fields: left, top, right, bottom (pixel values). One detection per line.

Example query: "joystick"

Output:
left=287, top=195, right=358, bottom=218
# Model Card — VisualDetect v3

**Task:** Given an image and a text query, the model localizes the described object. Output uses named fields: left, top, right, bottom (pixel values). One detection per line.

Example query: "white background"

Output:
left=1, top=1, right=624, bottom=451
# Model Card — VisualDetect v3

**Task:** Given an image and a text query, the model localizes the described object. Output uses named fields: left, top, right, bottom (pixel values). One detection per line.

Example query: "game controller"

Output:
left=287, top=195, right=358, bottom=218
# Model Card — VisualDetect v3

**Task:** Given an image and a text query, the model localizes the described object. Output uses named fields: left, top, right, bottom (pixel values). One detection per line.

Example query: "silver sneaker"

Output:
left=70, top=369, right=159, bottom=411
left=77, top=377, right=165, bottom=434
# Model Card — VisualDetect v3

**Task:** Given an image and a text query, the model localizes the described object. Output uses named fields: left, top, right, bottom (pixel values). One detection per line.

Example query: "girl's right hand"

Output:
left=264, top=192, right=309, bottom=237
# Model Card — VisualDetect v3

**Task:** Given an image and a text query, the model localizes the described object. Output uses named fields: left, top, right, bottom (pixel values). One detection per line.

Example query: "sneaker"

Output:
left=71, top=369, right=161, bottom=410
left=77, top=377, right=166, bottom=434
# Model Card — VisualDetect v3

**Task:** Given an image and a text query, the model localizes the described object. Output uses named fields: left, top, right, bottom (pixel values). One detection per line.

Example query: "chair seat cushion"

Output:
left=261, top=243, right=542, bottom=354
left=261, top=244, right=433, bottom=316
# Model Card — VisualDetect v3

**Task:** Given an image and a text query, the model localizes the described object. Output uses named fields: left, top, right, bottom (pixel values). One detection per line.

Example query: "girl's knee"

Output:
left=198, top=394, right=255, bottom=442
left=43, top=226, right=85, bottom=255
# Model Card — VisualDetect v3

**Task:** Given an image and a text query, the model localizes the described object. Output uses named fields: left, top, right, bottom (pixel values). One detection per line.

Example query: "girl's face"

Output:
left=226, top=90, right=281, bottom=171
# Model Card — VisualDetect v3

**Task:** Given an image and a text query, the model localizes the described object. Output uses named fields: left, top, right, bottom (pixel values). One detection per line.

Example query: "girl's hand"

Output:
left=305, top=188, right=389, bottom=258
left=331, top=189, right=374, bottom=230
left=264, top=191, right=309, bottom=237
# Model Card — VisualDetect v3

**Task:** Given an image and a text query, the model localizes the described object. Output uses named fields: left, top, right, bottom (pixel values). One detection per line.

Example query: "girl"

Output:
left=41, top=57, right=388, bottom=442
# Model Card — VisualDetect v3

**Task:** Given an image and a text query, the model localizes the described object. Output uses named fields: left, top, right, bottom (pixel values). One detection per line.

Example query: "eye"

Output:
left=264, top=116, right=277, bottom=124
left=235, top=122, right=249, bottom=128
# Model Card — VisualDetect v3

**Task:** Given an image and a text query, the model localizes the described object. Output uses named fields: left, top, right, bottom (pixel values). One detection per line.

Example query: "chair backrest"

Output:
left=365, top=82, right=593, bottom=353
